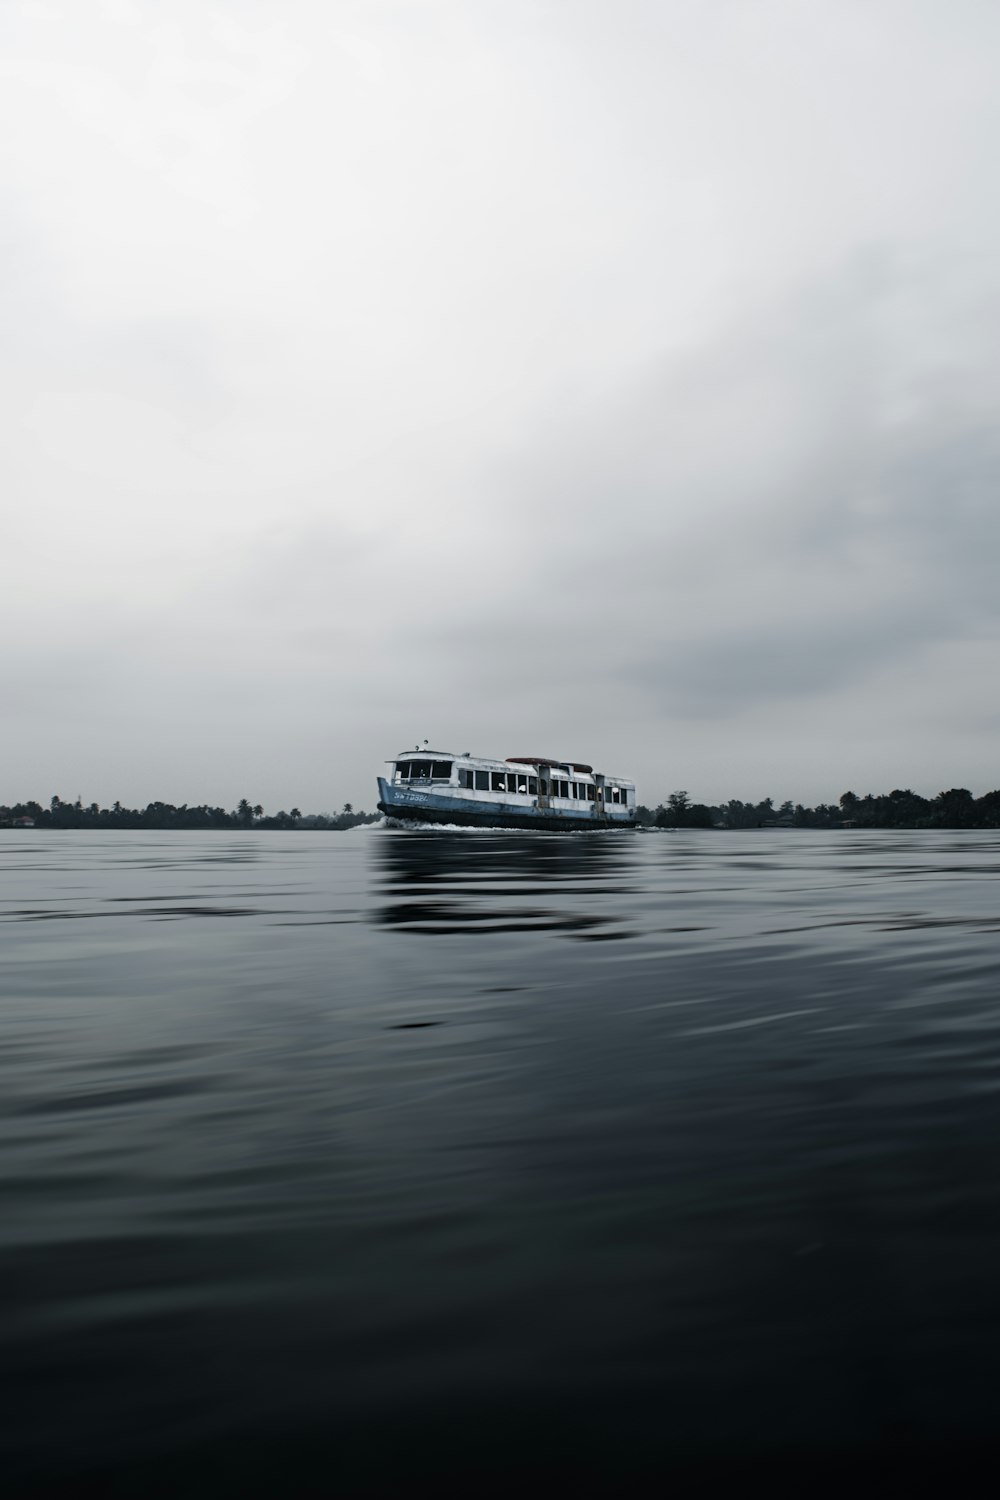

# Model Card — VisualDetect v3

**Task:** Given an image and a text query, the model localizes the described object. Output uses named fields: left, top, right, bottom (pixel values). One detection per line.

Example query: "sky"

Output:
left=3, top=0, right=999, bottom=813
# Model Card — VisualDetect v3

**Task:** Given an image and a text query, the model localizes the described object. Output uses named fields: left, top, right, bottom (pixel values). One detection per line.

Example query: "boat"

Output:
left=377, top=748, right=637, bottom=830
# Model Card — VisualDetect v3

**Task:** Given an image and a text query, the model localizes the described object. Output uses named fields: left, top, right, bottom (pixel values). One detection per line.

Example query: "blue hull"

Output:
left=376, top=779, right=633, bottom=832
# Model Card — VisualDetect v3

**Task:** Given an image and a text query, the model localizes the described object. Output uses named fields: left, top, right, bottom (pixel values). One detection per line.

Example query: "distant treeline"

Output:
left=4, top=788, right=1000, bottom=832
left=0, top=796, right=380, bottom=830
left=637, top=788, right=1000, bottom=830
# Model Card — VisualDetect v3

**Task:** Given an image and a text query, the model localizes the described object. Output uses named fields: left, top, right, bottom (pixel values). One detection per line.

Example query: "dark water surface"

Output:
left=4, top=828, right=1000, bottom=1493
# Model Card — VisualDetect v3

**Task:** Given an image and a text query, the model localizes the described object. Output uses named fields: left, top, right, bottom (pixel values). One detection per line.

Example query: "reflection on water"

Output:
left=4, top=828, right=1000, bottom=1493
left=377, top=830, right=634, bottom=936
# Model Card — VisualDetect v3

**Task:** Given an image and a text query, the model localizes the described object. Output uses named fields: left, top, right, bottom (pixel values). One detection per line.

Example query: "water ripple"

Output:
left=4, top=827, right=1000, bottom=1489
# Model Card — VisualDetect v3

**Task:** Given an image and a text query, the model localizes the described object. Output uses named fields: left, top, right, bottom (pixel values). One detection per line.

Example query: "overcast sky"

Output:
left=3, top=0, right=999, bottom=812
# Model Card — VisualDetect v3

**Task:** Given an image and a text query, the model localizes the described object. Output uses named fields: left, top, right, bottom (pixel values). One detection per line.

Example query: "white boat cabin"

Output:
left=385, top=749, right=635, bottom=822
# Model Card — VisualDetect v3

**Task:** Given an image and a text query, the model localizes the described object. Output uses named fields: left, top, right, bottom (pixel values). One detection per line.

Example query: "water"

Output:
left=3, top=827, right=1000, bottom=1492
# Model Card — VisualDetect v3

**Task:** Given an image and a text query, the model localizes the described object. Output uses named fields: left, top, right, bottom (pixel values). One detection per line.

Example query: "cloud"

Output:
left=430, top=252, right=1000, bottom=724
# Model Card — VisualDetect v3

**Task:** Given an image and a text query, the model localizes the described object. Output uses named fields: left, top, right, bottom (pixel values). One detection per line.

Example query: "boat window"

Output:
left=395, top=762, right=411, bottom=782
left=611, top=786, right=621, bottom=803
left=505, top=773, right=518, bottom=793
left=411, top=760, right=431, bottom=779
left=557, top=780, right=569, bottom=798
left=491, top=772, right=507, bottom=793
left=528, top=777, right=538, bottom=795
left=474, top=770, right=489, bottom=791
left=586, top=784, right=596, bottom=801
left=432, top=761, right=452, bottom=779
left=539, top=779, right=548, bottom=796
left=458, top=768, right=472, bottom=789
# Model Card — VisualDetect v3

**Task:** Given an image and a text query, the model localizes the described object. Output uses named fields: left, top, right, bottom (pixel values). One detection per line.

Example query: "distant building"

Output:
left=13, top=815, right=35, bottom=827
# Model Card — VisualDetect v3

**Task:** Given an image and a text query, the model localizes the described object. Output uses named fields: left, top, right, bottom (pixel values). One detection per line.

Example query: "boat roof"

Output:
left=393, top=748, right=459, bottom=759
left=387, top=749, right=630, bottom=783
left=506, top=756, right=593, bottom=772
left=391, top=749, right=592, bottom=771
